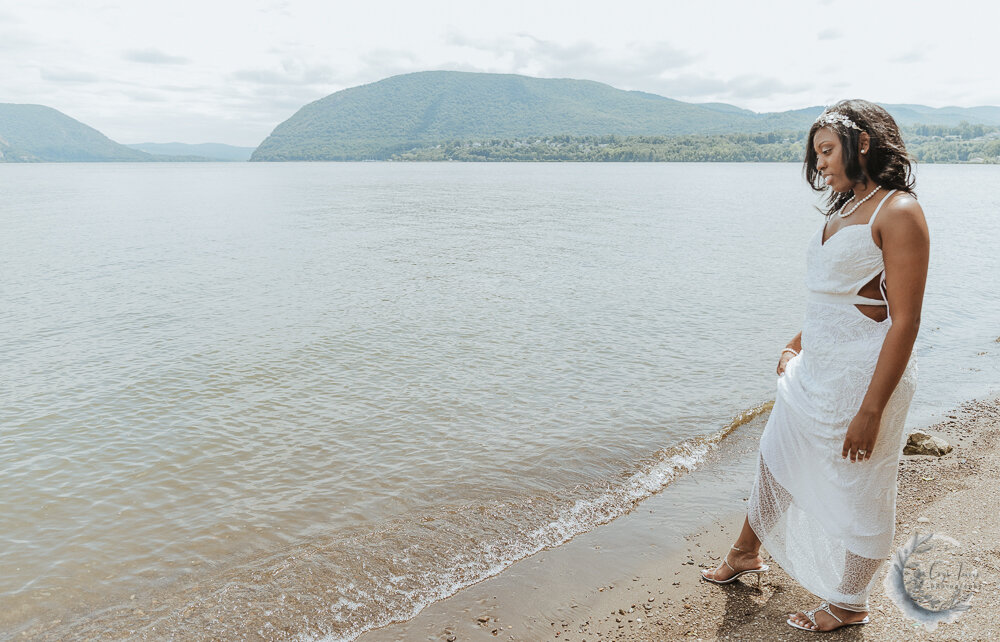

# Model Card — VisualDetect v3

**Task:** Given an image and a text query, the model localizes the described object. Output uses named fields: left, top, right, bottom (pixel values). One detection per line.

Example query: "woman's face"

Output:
left=812, top=127, right=852, bottom=193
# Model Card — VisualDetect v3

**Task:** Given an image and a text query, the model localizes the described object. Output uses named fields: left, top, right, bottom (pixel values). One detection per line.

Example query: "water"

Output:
left=1, top=162, right=997, bottom=639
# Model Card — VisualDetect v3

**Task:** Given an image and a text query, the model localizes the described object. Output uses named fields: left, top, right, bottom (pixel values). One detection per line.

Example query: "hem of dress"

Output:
left=749, top=450, right=879, bottom=613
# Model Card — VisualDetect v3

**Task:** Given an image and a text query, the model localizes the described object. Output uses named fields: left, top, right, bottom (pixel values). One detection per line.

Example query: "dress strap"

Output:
left=867, top=189, right=897, bottom=226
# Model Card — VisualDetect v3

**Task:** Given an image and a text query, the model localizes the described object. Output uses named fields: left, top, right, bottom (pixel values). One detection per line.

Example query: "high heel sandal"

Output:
left=786, top=601, right=869, bottom=631
left=699, top=545, right=769, bottom=586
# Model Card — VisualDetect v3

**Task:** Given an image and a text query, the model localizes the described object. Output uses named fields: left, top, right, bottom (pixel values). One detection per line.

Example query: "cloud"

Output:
left=226, top=36, right=697, bottom=118
left=39, top=68, right=101, bottom=83
left=358, top=48, right=419, bottom=70
left=200, top=75, right=332, bottom=122
left=258, top=0, right=292, bottom=16
left=654, top=73, right=812, bottom=103
left=231, top=68, right=301, bottom=85
left=441, top=32, right=697, bottom=94
left=437, top=32, right=805, bottom=106
left=889, top=50, right=925, bottom=64
left=526, top=35, right=694, bottom=79
left=157, top=83, right=210, bottom=93
left=0, top=26, right=38, bottom=51
left=118, top=88, right=168, bottom=103
left=230, top=60, right=339, bottom=86
left=817, top=28, right=842, bottom=40
left=122, top=48, right=189, bottom=64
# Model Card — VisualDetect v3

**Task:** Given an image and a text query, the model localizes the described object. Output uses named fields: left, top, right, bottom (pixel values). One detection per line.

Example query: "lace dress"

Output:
left=747, top=190, right=917, bottom=612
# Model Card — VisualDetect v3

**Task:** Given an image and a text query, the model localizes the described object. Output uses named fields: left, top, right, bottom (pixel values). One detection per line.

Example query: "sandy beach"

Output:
left=363, top=395, right=999, bottom=642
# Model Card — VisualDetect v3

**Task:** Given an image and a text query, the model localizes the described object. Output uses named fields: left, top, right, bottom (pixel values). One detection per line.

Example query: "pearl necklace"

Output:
left=836, top=185, right=881, bottom=218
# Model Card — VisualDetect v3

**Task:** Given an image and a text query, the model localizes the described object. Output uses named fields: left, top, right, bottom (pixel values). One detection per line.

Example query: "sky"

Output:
left=2, top=0, right=997, bottom=147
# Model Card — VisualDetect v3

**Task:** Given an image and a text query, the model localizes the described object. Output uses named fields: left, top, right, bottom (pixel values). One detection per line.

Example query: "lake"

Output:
left=1, top=162, right=997, bottom=639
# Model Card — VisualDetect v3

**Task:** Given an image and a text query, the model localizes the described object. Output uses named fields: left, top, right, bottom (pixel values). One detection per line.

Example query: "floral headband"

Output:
left=814, top=110, right=863, bottom=132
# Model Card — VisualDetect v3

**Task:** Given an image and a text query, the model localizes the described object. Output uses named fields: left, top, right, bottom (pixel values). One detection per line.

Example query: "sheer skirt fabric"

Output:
left=748, top=301, right=917, bottom=612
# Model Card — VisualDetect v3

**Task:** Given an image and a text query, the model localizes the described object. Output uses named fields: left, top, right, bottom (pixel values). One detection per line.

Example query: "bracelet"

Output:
left=781, top=348, right=799, bottom=357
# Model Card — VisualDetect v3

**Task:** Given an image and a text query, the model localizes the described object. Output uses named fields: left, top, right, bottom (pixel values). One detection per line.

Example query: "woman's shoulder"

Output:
left=883, top=190, right=921, bottom=215
left=875, top=190, right=928, bottom=246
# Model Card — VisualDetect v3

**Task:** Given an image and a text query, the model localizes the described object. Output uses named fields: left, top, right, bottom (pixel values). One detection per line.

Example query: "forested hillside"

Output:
left=251, top=71, right=1000, bottom=162
left=0, top=104, right=153, bottom=162
left=250, top=71, right=821, bottom=161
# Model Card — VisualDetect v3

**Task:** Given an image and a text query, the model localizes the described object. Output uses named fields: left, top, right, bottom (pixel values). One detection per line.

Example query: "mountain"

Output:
left=883, top=103, right=1000, bottom=126
left=127, top=142, right=255, bottom=161
left=251, top=71, right=1000, bottom=161
left=251, top=71, right=815, bottom=161
left=0, top=104, right=154, bottom=162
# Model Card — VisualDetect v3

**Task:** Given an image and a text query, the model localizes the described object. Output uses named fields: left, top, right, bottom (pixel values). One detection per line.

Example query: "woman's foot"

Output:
left=700, top=546, right=767, bottom=583
left=787, top=602, right=870, bottom=631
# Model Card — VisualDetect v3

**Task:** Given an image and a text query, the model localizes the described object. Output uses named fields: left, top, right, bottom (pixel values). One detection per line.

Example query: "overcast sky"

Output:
left=2, top=0, right=996, bottom=147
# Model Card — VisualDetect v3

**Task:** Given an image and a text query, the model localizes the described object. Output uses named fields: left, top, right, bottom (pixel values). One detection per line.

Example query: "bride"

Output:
left=700, top=99, right=929, bottom=632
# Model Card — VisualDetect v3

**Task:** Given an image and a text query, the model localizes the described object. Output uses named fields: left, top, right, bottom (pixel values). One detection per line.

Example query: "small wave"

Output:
left=322, top=400, right=775, bottom=641
left=34, top=402, right=773, bottom=642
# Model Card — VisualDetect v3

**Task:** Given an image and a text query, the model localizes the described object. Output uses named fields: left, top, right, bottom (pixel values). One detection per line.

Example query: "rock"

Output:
left=903, top=432, right=953, bottom=457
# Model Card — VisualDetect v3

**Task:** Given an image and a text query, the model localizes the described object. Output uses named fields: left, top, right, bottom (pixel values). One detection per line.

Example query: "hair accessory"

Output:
left=814, top=110, right=863, bottom=132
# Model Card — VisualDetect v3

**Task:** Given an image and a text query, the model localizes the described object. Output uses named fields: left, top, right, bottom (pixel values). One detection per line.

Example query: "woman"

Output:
left=700, top=99, right=929, bottom=632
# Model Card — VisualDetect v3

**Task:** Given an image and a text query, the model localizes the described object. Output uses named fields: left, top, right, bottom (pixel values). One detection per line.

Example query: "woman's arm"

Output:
left=842, top=195, right=930, bottom=462
left=777, top=332, right=802, bottom=375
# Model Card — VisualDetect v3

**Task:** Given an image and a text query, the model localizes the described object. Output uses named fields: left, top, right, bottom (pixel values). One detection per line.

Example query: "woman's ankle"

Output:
left=830, top=604, right=868, bottom=617
left=732, top=544, right=761, bottom=557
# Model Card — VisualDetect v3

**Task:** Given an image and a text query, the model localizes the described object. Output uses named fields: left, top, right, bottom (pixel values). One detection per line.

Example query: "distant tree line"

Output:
left=384, top=124, right=1000, bottom=163
left=902, top=123, right=1000, bottom=162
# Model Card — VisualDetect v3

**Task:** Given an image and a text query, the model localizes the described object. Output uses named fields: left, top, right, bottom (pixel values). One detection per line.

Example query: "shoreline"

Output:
left=360, top=394, right=999, bottom=642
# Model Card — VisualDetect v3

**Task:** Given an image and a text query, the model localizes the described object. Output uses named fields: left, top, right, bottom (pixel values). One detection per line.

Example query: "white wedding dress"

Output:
left=748, top=189, right=917, bottom=612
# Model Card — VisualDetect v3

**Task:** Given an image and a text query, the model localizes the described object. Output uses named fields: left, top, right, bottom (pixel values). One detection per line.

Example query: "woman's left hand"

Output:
left=842, top=408, right=882, bottom=462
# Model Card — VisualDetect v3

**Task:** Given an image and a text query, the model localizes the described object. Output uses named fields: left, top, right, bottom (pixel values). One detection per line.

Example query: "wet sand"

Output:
left=361, top=395, right=999, bottom=641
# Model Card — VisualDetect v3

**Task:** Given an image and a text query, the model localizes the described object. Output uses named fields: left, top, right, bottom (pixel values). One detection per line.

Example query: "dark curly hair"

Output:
left=804, top=99, right=916, bottom=216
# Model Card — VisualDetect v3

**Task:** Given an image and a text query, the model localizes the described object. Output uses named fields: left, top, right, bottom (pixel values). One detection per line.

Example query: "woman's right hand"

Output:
left=776, top=349, right=796, bottom=376
left=777, top=332, right=803, bottom=376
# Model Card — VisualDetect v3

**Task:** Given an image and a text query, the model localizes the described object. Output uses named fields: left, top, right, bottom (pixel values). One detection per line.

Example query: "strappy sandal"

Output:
left=699, top=545, right=769, bottom=586
left=786, top=601, right=870, bottom=631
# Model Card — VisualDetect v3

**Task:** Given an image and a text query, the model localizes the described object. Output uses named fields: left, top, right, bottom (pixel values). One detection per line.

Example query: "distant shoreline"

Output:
left=335, top=129, right=1000, bottom=164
